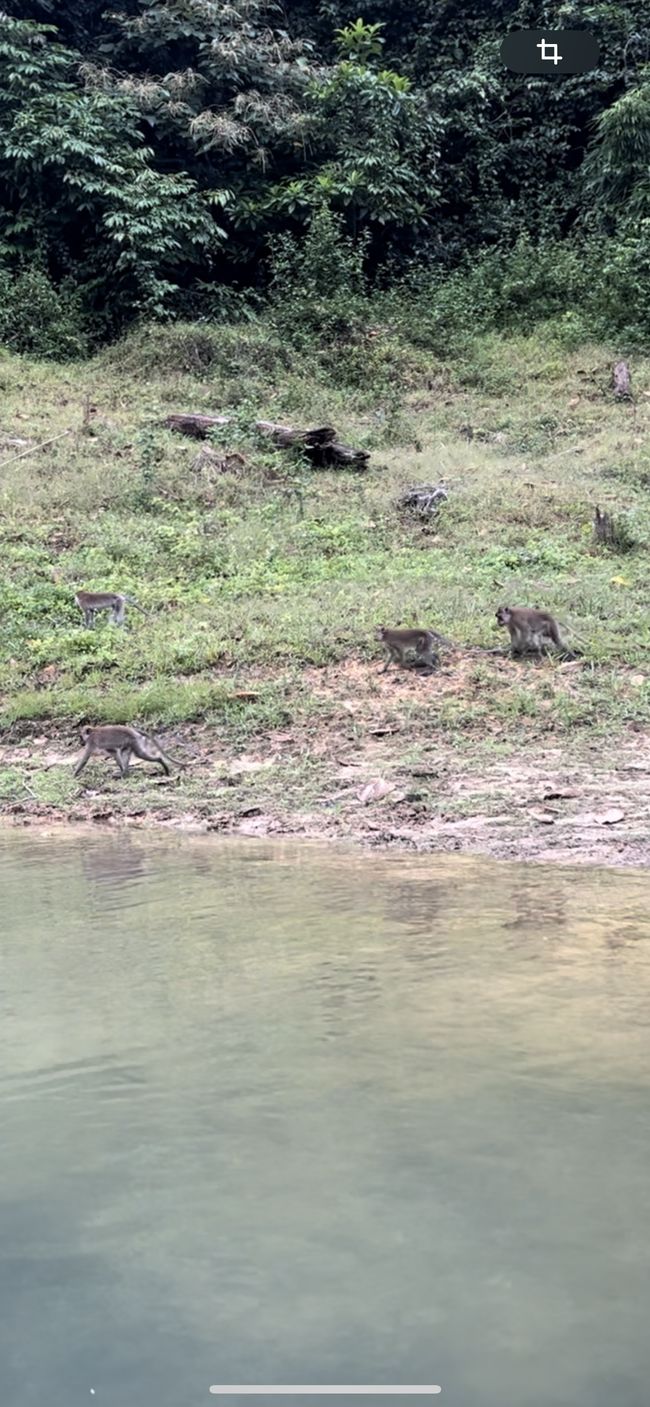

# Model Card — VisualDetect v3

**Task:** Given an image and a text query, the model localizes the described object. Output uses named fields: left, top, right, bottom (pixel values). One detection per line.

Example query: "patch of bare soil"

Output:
left=1, top=658, right=650, bottom=869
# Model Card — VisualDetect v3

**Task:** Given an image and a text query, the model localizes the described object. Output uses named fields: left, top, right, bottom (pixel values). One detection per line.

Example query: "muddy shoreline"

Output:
left=2, top=707, right=650, bottom=870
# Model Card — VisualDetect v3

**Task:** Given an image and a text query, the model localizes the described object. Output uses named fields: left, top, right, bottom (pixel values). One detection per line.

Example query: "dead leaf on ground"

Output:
left=37, top=664, right=59, bottom=686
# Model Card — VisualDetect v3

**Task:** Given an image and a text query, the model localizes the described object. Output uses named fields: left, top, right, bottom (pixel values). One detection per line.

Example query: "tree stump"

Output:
left=612, top=360, right=632, bottom=399
left=593, top=505, right=634, bottom=551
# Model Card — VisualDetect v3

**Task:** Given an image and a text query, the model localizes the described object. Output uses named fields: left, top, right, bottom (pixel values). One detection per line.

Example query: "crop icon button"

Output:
left=501, top=30, right=600, bottom=75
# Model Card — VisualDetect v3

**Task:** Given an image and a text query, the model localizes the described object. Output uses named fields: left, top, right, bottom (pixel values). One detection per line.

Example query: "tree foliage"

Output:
left=1, top=1, right=650, bottom=345
left=0, top=12, right=220, bottom=335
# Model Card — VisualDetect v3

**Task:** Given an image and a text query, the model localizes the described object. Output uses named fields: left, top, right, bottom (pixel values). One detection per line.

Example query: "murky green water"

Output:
left=1, top=832, right=650, bottom=1407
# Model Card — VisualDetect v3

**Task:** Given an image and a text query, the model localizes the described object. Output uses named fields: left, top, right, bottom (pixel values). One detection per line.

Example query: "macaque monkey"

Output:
left=74, top=725, right=183, bottom=779
left=75, top=590, right=146, bottom=628
left=495, top=605, right=572, bottom=657
left=376, top=626, right=444, bottom=673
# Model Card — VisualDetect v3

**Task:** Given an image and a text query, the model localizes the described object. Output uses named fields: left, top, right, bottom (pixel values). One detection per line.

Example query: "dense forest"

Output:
left=1, top=0, right=650, bottom=354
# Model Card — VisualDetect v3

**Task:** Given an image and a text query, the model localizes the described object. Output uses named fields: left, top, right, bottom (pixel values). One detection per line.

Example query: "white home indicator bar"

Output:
left=209, top=1389, right=441, bottom=1397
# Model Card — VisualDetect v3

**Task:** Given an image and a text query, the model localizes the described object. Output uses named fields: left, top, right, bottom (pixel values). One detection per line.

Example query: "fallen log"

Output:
left=257, top=420, right=369, bottom=468
left=163, top=413, right=369, bottom=470
left=255, top=421, right=336, bottom=449
left=164, top=413, right=230, bottom=439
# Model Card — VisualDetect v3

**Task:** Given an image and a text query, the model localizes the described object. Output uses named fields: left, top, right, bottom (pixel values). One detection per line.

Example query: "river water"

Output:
left=1, top=831, right=649, bottom=1407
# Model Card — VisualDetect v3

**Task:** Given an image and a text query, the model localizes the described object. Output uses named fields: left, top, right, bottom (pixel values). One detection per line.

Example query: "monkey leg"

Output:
left=116, top=748, right=131, bottom=777
left=416, top=645, right=439, bottom=670
left=73, top=745, right=91, bottom=777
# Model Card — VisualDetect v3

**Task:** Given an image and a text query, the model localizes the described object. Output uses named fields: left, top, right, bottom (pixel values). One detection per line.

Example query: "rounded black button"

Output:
left=501, top=30, right=600, bottom=75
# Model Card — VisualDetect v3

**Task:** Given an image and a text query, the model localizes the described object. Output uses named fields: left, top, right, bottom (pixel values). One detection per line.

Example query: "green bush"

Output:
left=383, top=237, right=601, bottom=354
left=0, top=266, right=87, bottom=359
left=593, top=227, right=650, bottom=342
left=268, top=206, right=370, bottom=347
left=102, top=320, right=291, bottom=380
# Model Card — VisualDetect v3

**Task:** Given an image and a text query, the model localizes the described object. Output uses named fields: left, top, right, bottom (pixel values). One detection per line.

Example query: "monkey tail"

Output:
left=137, top=729, right=188, bottom=769
left=558, top=621, right=588, bottom=646
left=153, top=740, right=188, bottom=769
left=162, top=752, right=187, bottom=769
left=125, top=597, right=148, bottom=615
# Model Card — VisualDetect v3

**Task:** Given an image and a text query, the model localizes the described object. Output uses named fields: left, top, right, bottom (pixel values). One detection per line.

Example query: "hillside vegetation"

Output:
left=2, top=320, right=650, bottom=729
left=0, top=318, right=649, bottom=851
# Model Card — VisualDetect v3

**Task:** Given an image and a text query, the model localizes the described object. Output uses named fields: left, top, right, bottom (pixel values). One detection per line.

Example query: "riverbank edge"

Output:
left=2, top=724, right=650, bottom=871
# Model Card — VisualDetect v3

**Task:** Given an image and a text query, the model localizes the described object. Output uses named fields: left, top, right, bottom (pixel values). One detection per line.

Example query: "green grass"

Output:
left=1, top=319, right=650, bottom=741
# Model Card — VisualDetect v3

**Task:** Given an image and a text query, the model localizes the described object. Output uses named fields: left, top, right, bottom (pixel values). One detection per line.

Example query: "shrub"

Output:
left=102, top=320, right=290, bottom=380
left=268, top=205, right=370, bottom=346
left=383, top=237, right=600, bottom=354
left=0, top=266, right=87, bottom=359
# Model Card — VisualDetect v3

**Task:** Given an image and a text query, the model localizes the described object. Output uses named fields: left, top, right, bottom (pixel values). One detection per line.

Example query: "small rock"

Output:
left=358, top=778, right=396, bottom=805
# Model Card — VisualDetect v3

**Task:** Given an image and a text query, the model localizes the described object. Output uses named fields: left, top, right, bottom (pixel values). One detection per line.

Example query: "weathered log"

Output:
left=399, top=482, right=448, bottom=517
left=256, top=420, right=370, bottom=468
left=255, top=421, right=336, bottom=449
left=324, top=440, right=369, bottom=470
left=612, top=360, right=632, bottom=399
left=164, top=413, right=369, bottom=469
left=165, top=413, right=230, bottom=439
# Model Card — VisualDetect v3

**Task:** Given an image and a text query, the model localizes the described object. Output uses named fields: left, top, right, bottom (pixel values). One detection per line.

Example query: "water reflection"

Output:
left=79, top=832, right=148, bottom=889
left=0, top=832, right=650, bottom=1407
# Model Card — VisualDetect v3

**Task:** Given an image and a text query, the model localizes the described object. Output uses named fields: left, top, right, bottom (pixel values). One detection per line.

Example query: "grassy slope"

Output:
left=1, top=320, right=650, bottom=856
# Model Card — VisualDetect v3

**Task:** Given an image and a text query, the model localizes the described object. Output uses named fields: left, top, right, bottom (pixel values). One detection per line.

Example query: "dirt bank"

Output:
left=2, top=659, right=649, bottom=870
